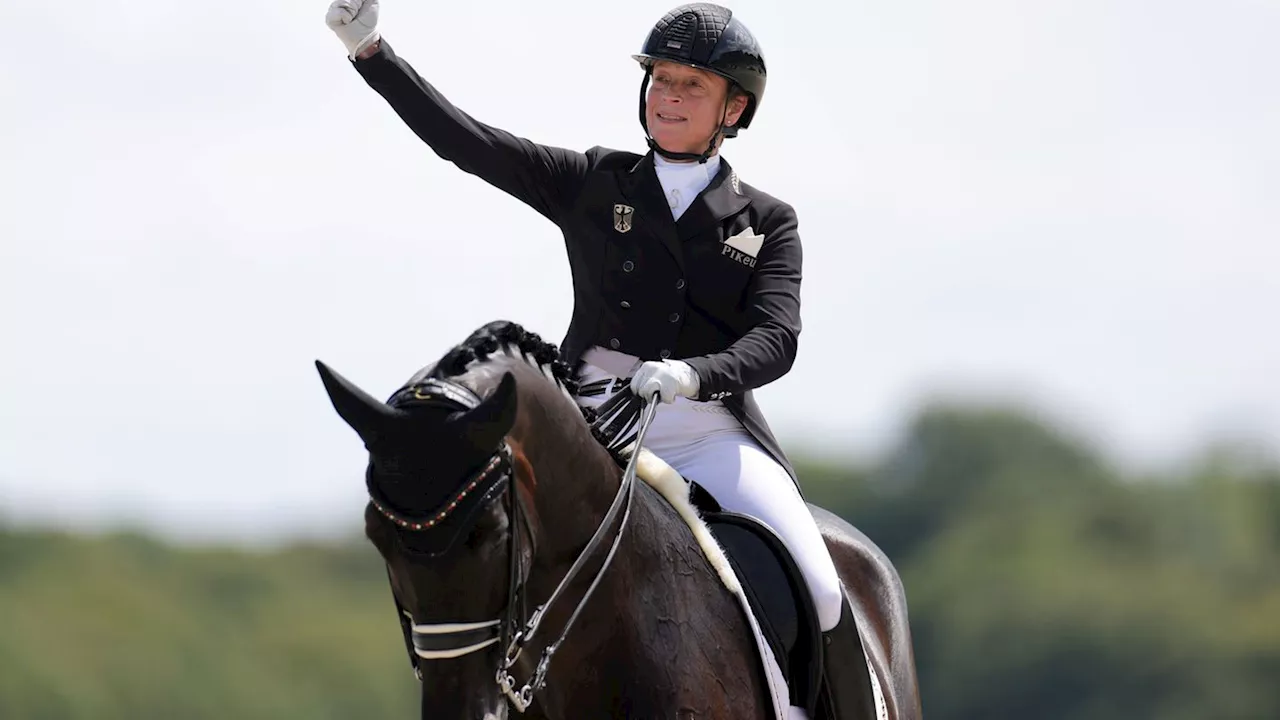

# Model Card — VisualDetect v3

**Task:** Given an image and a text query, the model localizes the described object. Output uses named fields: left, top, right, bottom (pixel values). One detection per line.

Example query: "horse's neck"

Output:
left=533, top=484, right=772, bottom=719
left=504, top=364, right=624, bottom=558
left=500, top=371, right=772, bottom=717
left=525, top=438, right=621, bottom=552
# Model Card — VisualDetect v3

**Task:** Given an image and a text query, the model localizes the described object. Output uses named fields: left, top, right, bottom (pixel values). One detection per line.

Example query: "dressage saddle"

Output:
left=687, top=483, right=878, bottom=720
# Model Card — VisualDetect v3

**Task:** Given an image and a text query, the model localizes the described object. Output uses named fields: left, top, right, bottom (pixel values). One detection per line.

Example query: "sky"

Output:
left=2, top=0, right=1277, bottom=543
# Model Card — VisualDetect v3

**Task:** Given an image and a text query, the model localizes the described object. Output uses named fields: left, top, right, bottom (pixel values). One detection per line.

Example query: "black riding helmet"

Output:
left=634, top=3, right=767, bottom=163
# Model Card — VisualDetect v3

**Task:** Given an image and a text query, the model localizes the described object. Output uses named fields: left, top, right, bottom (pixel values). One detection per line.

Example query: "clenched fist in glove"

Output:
left=630, top=360, right=700, bottom=404
left=326, top=0, right=381, bottom=59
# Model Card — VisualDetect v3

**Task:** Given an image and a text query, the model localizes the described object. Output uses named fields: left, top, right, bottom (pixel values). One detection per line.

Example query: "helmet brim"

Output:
left=632, top=53, right=742, bottom=90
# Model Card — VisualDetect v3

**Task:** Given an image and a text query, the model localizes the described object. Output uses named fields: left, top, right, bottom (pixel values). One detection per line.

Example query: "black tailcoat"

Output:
left=353, top=41, right=805, bottom=485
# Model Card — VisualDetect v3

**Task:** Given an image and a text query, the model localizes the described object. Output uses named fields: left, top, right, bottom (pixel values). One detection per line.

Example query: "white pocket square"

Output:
left=724, top=227, right=765, bottom=258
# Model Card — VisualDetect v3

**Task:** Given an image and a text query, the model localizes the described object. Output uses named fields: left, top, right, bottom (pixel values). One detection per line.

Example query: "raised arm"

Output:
left=327, top=1, right=589, bottom=224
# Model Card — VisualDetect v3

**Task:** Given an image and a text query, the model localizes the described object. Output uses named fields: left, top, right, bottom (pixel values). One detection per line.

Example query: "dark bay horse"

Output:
left=316, top=321, right=921, bottom=719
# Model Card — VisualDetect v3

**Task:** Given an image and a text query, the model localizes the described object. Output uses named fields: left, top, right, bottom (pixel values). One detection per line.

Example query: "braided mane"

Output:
left=428, top=320, right=580, bottom=394
left=427, top=318, right=656, bottom=457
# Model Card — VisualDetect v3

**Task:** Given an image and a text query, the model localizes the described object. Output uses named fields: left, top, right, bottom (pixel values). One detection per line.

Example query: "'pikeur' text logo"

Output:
left=613, top=204, right=634, bottom=233
left=722, top=227, right=764, bottom=268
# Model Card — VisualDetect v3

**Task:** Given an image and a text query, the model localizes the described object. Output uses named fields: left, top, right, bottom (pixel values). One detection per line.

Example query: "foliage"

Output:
left=799, top=403, right=1280, bottom=720
left=0, top=532, right=418, bottom=719
left=3, top=401, right=1278, bottom=719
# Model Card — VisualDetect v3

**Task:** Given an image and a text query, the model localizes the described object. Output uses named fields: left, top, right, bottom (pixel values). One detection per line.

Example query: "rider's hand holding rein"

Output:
left=631, top=360, right=700, bottom=405
left=326, top=0, right=381, bottom=59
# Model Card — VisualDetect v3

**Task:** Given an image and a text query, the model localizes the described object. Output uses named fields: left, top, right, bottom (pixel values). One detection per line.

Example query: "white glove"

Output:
left=326, top=0, right=381, bottom=59
left=630, top=360, right=700, bottom=404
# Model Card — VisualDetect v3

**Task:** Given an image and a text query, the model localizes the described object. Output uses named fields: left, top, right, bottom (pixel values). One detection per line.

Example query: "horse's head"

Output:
left=316, top=321, right=622, bottom=718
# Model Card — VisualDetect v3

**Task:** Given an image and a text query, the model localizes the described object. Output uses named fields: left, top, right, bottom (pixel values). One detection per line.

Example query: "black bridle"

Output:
left=373, top=375, right=656, bottom=712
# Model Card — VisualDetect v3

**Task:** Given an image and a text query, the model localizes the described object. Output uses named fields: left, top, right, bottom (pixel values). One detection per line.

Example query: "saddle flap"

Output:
left=702, top=510, right=824, bottom=714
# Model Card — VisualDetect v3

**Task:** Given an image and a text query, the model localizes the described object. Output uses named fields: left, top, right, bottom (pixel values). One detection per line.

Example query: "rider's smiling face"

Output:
left=646, top=60, right=748, bottom=159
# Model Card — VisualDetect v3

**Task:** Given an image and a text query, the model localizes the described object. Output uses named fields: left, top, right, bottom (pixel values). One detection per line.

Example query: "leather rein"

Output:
left=373, top=376, right=657, bottom=713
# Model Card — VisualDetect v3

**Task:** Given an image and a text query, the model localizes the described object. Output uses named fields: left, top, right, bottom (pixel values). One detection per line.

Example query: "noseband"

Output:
left=373, top=375, right=656, bottom=713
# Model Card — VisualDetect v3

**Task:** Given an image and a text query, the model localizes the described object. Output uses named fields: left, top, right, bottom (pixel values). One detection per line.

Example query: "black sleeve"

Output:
left=351, top=40, right=589, bottom=224
left=683, top=203, right=803, bottom=400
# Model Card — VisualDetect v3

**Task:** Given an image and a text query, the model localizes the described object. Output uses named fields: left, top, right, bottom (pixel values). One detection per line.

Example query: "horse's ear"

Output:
left=315, top=360, right=408, bottom=447
left=457, top=371, right=518, bottom=450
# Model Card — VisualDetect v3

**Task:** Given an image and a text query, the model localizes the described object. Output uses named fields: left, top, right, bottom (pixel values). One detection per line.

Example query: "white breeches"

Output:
left=575, top=355, right=844, bottom=632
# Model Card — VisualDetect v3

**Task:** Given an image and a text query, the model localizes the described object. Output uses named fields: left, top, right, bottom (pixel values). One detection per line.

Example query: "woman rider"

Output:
left=326, top=2, right=855, bottom=716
